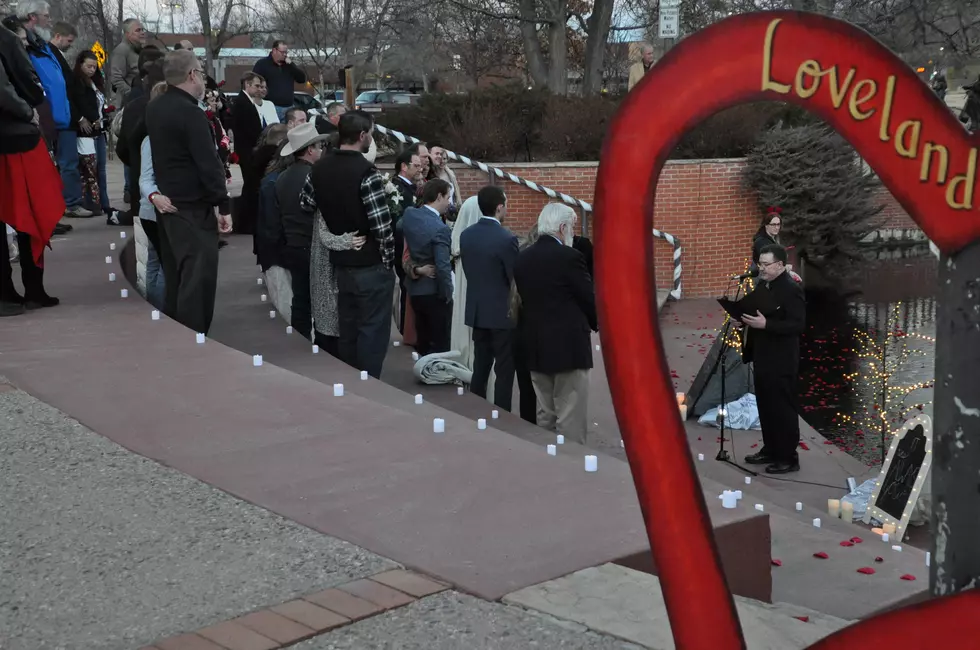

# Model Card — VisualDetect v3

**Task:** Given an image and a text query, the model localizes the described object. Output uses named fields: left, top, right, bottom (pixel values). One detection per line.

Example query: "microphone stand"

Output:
left=714, top=274, right=757, bottom=478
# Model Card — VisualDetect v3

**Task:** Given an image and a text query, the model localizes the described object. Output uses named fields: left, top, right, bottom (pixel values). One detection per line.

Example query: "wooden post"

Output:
left=344, top=67, right=354, bottom=108
left=931, top=241, right=980, bottom=596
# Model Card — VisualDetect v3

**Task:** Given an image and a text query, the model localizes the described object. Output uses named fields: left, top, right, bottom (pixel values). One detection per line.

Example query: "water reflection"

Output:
left=798, top=253, right=937, bottom=466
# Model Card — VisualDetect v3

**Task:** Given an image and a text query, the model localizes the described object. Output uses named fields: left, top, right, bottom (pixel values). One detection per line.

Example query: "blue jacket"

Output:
left=402, top=205, right=453, bottom=302
left=459, top=217, right=519, bottom=330
left=27, top=35, right=69, bottom=129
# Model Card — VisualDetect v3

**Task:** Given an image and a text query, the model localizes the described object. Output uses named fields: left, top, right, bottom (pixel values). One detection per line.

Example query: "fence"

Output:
left=374, top=124, right=684, bottom=299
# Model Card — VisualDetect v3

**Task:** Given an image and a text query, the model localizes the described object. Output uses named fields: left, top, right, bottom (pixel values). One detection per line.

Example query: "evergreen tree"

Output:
left=744, top=124, right=885, bottom=279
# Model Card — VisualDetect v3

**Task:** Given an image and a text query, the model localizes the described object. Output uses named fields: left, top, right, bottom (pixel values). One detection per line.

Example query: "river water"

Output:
left=797, top=251, right=937, bottom=466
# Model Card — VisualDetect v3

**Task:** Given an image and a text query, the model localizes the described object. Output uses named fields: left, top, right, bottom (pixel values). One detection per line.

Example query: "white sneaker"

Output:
left=64, top=205, right=95, bottom=218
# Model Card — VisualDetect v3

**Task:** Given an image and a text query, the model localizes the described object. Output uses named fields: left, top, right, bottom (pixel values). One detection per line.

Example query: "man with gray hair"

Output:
left=145, top=49, right=232, bottom=334
left=513, top=203, right=597, bottom=444
left=315, top=100, right=346, bottom=136
left=109, top=18, right=145, bottom=103
left=628, top=42, right=655, bottom=91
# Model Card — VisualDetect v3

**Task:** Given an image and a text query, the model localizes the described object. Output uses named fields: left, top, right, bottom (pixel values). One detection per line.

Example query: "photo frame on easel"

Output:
left=863, top=414, right=932, bottom=542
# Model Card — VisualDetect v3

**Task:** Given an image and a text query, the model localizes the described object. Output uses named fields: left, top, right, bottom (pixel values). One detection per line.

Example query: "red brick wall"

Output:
left=451, top=159, right=911, bottom=298
left=878, top=191, right=916, bottom=229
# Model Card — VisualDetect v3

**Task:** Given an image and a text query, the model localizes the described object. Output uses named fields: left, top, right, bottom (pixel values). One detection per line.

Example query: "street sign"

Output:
left=659, top=7, right=680, bottom=39
left=91, top=41, right=107, bottom=68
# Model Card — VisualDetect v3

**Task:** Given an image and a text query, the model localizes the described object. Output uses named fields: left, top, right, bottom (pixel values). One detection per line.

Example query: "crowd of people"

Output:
left=1, top=8, right=602, bottom=444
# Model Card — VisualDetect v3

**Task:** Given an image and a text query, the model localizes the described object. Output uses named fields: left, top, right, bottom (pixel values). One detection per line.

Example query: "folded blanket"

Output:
left=413, top=350, right=473, bottom=385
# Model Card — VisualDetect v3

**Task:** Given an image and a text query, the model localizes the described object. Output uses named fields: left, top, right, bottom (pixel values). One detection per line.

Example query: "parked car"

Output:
left=354, top=90, right=421, bottom=113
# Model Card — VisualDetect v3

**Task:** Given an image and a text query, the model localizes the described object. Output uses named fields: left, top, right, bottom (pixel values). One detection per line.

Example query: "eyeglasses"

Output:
left=768, top=221, right=781, bottom=227
left=758, top=260, right=782, bottom=268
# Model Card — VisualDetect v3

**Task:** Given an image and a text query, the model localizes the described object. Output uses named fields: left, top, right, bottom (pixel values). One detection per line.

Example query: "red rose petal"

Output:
left=793, top=615, right=810, bottom=622
left=813, top=552, right=829, bottom=559
left=901, top=574, right=916, bottom=581
left=874, top=556, right=884, bottom=562
left=771, top=559, right=782, bottom=566
left=798, top=442, right=810, bottom=450
left=750, top=443, right=758, bottom=448
left=840, top=541, right=854, bottom=547
left=851, top=537, right=863, bottom=544
left=857, top=567, right=876, bottom=575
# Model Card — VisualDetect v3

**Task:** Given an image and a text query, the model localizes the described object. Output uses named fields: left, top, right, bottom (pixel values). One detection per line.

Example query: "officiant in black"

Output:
left=738, top=243, right=806, bottom=475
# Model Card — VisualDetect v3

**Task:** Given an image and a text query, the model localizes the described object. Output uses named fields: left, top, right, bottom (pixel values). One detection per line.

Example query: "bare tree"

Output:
left=441, top=0, right=523, bottom=86
left=268, top=0, right=339, bottom=90
left=185, top=0, right=260, bottom=75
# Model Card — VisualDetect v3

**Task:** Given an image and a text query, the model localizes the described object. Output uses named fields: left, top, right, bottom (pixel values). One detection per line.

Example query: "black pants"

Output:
left=472, top=327, right=516, bottom=413
left=755, top=371, right=800, bottom=463
left=158, top=206, right=219, bottom=335
left=512, top=331, right=537, bottom=424
left=336, top=264, right=394, bottom=379
left=0, top=230, right=44, bottom=302
left=283, top=245, right=312, bottom=341
left=313, top=330, right=340, bottom=359
left=411, top=294, right=452, bottom=357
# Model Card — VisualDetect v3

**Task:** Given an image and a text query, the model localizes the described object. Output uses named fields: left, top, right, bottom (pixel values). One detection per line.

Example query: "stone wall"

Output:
left=451, top=159, right=911, bottom=298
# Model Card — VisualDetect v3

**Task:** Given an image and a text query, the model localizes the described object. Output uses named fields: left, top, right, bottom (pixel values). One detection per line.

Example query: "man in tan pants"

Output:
left=514, top=204, right=597, bottom=444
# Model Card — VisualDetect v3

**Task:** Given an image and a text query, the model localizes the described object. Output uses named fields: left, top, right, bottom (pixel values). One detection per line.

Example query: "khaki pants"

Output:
left=530, top=369, right=590, bottom=444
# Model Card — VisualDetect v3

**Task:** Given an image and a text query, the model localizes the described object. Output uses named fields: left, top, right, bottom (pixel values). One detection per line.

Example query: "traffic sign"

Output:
left=91, top=41, right=107, bottom=68
left=659, top=6, right=680, bottom=39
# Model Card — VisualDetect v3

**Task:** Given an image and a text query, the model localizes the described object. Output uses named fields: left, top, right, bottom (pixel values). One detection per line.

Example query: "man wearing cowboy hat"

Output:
left=271, top=122, right=329, bottom=338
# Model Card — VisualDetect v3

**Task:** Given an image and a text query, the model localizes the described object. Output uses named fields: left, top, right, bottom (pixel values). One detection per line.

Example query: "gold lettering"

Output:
left=895, top=121, right=921, bottom=159
left=879, top=76, right=896, bottom=142
left=848, top=79, right=878, bottom=120
left=762, top=19, right=791, bottom=94
left=827, top=67, right=856, bottom=109
left=794, top=60, right=825, bottom=99
left=920, top=143, right=949, bottom=184
left=946, top=148, right=977, bottom=209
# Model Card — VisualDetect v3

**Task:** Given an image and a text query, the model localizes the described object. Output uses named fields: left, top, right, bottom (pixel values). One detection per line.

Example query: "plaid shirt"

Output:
left=300, top=169, right=395, bottom=269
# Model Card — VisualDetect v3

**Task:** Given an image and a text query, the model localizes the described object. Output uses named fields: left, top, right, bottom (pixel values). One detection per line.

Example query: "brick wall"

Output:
left=450, top=159, right=910, bottom=298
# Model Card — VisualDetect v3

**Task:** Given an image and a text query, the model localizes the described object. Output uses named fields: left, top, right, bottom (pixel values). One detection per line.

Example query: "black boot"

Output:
left=0, top=301, right=25, bottom=317
left=19, top=233, right=59, bottom=309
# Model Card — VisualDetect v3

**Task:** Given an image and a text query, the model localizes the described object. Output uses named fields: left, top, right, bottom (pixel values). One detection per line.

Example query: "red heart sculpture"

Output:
left=594, top=10, right=980, bottom=650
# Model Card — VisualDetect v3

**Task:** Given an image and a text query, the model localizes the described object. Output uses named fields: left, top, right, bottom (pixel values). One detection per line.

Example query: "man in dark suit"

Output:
left=391, top=148, right=420, bottom=334
left=459, top=185, right=519, bottom=411
left=401, top=179, right=453, bottom=356
left=230, top=72, right=266, bottom=235
left=514, top=204, right=597, bottom=444
left=739, top=243, right=806, bottom=474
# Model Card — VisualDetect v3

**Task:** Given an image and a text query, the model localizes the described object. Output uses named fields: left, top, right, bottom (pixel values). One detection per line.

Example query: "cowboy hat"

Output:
left=280, top=122, right=329, bottom=156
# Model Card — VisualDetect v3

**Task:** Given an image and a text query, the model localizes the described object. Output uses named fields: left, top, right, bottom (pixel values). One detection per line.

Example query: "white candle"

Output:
left=557, top=434, right=565, bottom=445
left=109, top=243, right=116, bottom=250
left=393, top=341, right=401, bottom=347
left=433, top=418, right=445, bottom=433
left=412, top=351, right=419, bottom=361
left=491, top=410, right=499, bottom=419
left=745, top=476, right=752, bottom=485
left=286, top=326, right=293, bottom=334
left=734, top=490, right=742, bottom=500
left=360, top=370, right=368, bottom=380
left=926, top=552, right=931, bottom=566
left=457, top=386, right=464, bottom=396
left=882, top=533, right=890, bottom=543
left=812, top=518, right=821, bottom=528
left=892, top=545, right=903, bottom=552
left=261, top=294, right=267, bottom=302
left=312, top=345, right=319, bottom=354
left=120, top=289, right=128, bottom=298
left=595, top=344, right=601, bottom=351
left=414, top=394, right=423, bottom=404
left=584, top=455, right=598, bottom=472
left=841, top=501, right=854, bottom=522
left=679, top=404, right=688, bottom=420
left=269, top=310, right=276, bottom=319
left=333, top=383, right=344, bottom=397
left=828, top=499, right=841, bottom=519
left=109, top=273, right=116, bottom=281
left=795, top=502, right=803, bottom=511
left=105, top=256, right=112, bottom=264
left=120, top=231, right=126, bottom=239
left=151, top=310, right=160, bottom=321
left=754, top=504, right=764, bottom=512
left=477, top=418, right=486, bottom=430
left=697, top=453, right=705, bottom=461
left=257, top=277, right=263, bottom=285
left=253, top=355, right=263, bottom=367
left=620, top=439, right=624, bottom=448
left=547, top=444, right=557, bottom=456
left=721, top=492, right=737, bottom=508
left=676, top=392, right=685, bottom=405
left=196, top=333, right=205, bottom=344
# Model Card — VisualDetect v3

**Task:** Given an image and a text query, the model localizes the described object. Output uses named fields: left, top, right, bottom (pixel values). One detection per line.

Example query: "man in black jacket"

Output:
left=115, top=47, right=165, bottom=222
left=146, top=50, right=231, bottom=334
left=251, top=40, right=305, bottom=121
left=514, top=204, right=597, bottom=444
left=740, top=243, right=806, bottom=474
left=391, top=148, right=419, bottom=334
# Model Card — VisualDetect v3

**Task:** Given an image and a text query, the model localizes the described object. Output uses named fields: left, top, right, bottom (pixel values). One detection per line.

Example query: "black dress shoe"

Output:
left=765, top=461, right=801, bottom=474
left=744, top=451, right=775, bottom=465
left=53, top=223, right=71, bottom=235
left=24, top=294, right=59, bottom=309
left=0, top=301, right=25, bottom=317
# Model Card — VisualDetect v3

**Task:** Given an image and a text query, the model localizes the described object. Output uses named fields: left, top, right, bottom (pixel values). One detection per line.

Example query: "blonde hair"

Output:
left=150, top=81, right=168, bottom=100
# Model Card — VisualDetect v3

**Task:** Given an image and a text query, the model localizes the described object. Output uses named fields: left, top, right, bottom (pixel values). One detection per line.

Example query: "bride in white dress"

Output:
left=450, top=196, right=494, bottom=395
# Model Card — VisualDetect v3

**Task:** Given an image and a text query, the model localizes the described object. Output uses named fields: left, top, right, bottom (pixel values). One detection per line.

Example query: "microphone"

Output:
left=731, top=268, right=760, bottom=281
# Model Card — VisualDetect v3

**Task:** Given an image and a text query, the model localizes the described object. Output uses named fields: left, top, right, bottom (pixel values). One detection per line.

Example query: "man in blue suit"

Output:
left=401, top=179, right=454, bottom=356
left=459, top=186, right=519, bottom=411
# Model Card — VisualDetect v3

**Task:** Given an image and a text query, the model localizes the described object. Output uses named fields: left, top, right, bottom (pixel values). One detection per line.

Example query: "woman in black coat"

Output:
left=752, top=207, right=783, bottom=266
left=73, top=50, right=119, bottom=219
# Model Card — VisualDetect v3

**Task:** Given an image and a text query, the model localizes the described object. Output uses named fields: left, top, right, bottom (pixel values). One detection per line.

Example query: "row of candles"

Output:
left=828, top=499, right=899, bottom=540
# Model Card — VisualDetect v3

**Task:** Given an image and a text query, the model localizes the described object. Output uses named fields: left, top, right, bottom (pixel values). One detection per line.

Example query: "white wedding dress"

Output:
left=450, top=196, right=495, bottom=395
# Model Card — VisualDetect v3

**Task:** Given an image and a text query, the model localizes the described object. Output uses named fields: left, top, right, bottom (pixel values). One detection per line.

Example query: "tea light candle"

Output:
left=457, top=386, right=464, bottom=396
left=120, top=289, right=128, bottom=298
left=393, top=341, right=401, bottom=347
left=286, top=326, right=293, bottom=334
left=333, top=383, right=344, bottom=397
left=491, top=410, right=499, bottom=419
left=312, top=345, right=319, bottom=354
left=812, top=518, right=821, bottom=528
left=828, top=499, right=841, bottom=519
left=196, top=332, right=205, bottom=344
left=269, top=310, right=276, bottom=319
left=595, top=344, right=601, bottom=351
left=584, top=455, right=598, bottom=472
left=109, top=273, right=116, bottom=281
left=697, top=453, right=704, bottom=461
left=679, top=404, right=688, bottom=420
left=754, top=503, right=764, bottom=512
left=795, top=502, right=803, bottom=511
left=109, top=243, right=116, bottom=250
left=151, top=310, right=160, bottom=320
left=261, top=294, right=267, bottom=302
left=892, top=545, right=903, bottom=552
left=360, top=370, right=368, bottom=380
left=105, top=256, right=112, bottom=264
left=477, top=418, right=486, bottom=430
left=412, top=351, right=419, bottom=361
left=721, top=491, right=737, bottom=509
left=882, top=533, right=890, bottom=543
left=734, top=490, right=742, bottom=500
left=841, top=501, right=854, bottom=522
left=745, top=476, right=752, bottom=485
left=253, top=355, right=263, bottom=367
left=257, top=277, right=263, bottom=285
left=557, top=434, right=565, bottom=445
left=433, top=418, right=445, bottom=433
left=120, top=231, right=126, bottom=239
left=926, top=552, right=931, bottom=566
left=547, top=444, right=557, bottom=456
left=414, top=394, right=423, bottom=405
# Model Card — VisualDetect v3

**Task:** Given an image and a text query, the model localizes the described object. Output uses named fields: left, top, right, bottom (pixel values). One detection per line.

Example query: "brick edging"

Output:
left=140, top=569, right=449, bottom=650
